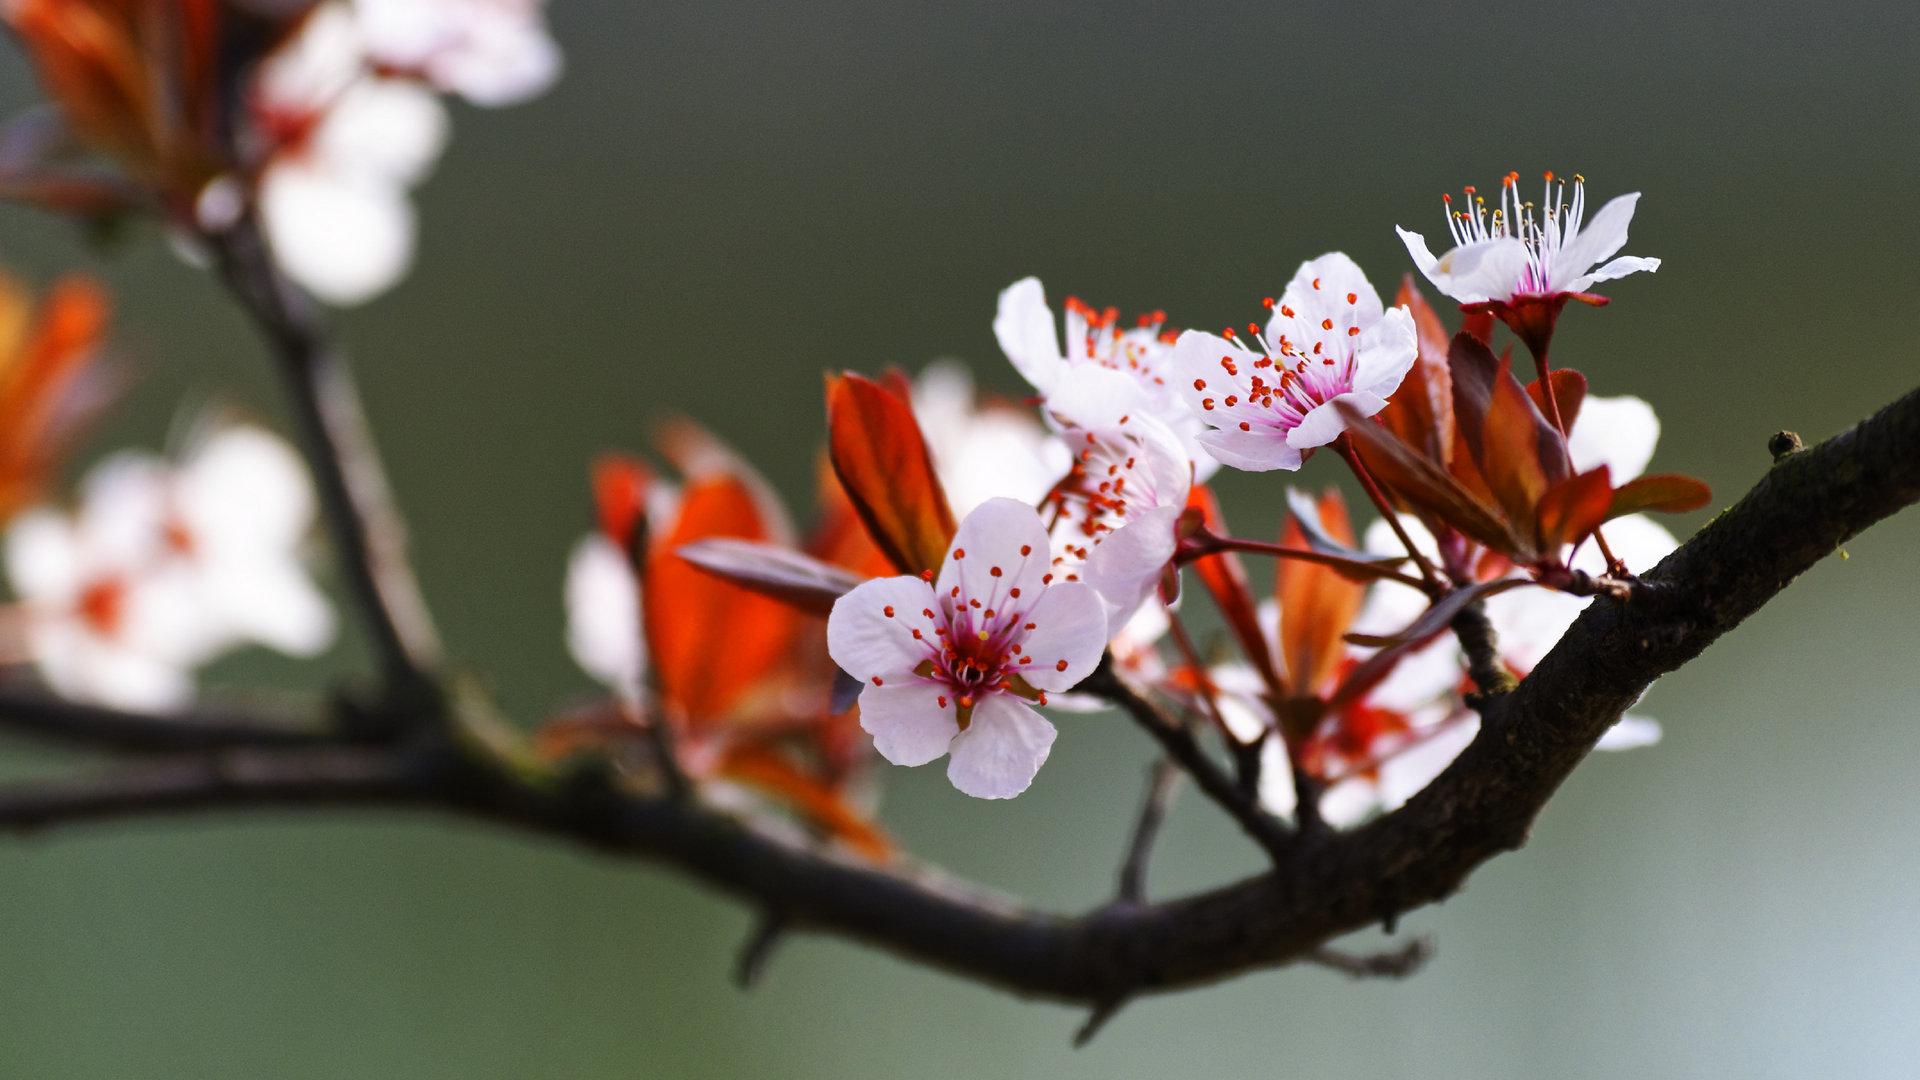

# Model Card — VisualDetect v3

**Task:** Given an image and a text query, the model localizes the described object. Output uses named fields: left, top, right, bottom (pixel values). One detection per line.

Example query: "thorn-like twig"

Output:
left=733, top=909, right=791, bottom=989
left=1116, top=757, right=1183, bottom=904
left=1303, top=937, right=1434, bottom=979
left=1073, top=996, right=1130, bottom=1047
left=1769, top=429, right=1804, bottom=462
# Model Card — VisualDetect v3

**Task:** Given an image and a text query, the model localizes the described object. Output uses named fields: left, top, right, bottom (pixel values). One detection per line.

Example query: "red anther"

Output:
left=1055, top=659, right=1069, bottom=672
left=871, top=676, right=885, bottom=686
left=883, top=605, right=895, bottom=617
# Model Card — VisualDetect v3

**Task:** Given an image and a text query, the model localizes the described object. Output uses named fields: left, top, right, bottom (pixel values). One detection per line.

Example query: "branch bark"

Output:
left=1, top=384, right=1915, bottom=1006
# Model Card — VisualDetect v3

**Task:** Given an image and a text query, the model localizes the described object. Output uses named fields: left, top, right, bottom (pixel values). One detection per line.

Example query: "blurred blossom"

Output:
left=2, top=423, right=333, bottom=709
left=1172, top=253, right=1416, bottom=472
left=253, top=1, right=450, bottom=305
left=908, top=361, right=1069, bottom=517
left=353, top=0, right=560, bottom=107
left=1047, top=414, right=1189, bottom=634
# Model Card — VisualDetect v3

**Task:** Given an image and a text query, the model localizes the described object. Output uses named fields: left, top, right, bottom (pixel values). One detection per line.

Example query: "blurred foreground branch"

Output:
left=0, top=383, right=1915, bottom=1012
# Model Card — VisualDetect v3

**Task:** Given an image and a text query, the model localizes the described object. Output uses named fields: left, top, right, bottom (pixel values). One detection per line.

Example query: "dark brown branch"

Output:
left=0, top=385, right=1915, bottom=1008
left=1083, top=662, right=1295, bottom=863
left=206, top=213, right=442, bottom=694
left=1303, top=937, right=1434, bottom=979
left=0, top=681, right=344, bottom=752
left=1115, top=756, right=1183, bottom=903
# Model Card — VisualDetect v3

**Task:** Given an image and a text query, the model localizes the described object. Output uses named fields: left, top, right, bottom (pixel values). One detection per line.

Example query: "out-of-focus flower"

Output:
left=251, top=1, right=449, bottom=305
left=556, top=431, right=890, bottom=855
left=909, top=361, right=1068, bottom=517
left=993, top=278, right=1212, bottom=472
left=827, top=498, right=1107, bottom=799
left=1397, top=172, right=1659, bottom=353
left=3, top=422, right=334, bottom=709
left=353, top=0, right=559, bottom=107
left=1172, top=253, right=1415, bottom=472
left=0, top=272, right=114, bottom=523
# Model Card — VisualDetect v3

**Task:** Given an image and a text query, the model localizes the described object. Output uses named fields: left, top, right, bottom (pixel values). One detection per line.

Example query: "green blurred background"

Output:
left=2, top=1, right=1919, bottom=1076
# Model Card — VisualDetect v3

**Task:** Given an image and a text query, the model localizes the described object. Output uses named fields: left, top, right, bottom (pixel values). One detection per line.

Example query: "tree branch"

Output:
left=0, top=681, right=339, bottom=752
left=205, top=213, right=442, bottom=694
left=0, top=384, right=1914, bottom=1009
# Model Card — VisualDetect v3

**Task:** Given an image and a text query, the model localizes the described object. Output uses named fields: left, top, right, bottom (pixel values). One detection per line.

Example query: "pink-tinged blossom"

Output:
left=826, top=498, right=1107, bottom=799
left=252, top=2, right=449, bottom=305
left=3, top=424, right=334, bottom=709
left=353, top=0, right=561, bottom=107
left=1171, top=253, right=1416, bottom=472
left=1397, top=172, right=1660, bottom=308
left=909, top=362, right=1070, bottom=517
left=1048, top=414, right=1190, bottom=633
left=994, top=278, right=1214, bottom=475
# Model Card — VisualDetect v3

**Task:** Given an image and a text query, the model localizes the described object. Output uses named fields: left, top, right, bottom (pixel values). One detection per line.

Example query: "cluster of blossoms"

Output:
left=552, top=170, right=1701, bottom=831
left=0, top=1, right=1703, bottom=851
left=2, top=0, right=558, bottom=304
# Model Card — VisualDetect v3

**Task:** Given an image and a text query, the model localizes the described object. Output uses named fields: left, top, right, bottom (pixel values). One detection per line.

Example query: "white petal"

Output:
left=207, top=564, right=336, bottom=657
left=1375, top=713, right=1478, bottom=810
left=1572, top=513, right=1677, bottom=578
left=1044, top=365, right=1154, bottom=435
left=1286, top=391, right=1386, bottom=450
left=565, top=536, right=644, bottom=692
left=261, top=163, right=416, bottom=306
left=178, top=426, right=316, bottom=550
left=1567, top=394, right=1659, bottom=481
left=1014, top=580, right=1109, bottom=692
left=1597, top=713, right=1662, bottom=751
left=1256, top=733, right=1298, bottom=818
left=857, top=681, right=961, bottom=766
left=945, top=694, right=1056, bottom=799
left=1484, top=585, right=1584, bottom=673
left=1428, top=237, right=1530, bottom=304
left=1195, top=428, right=1302, bottom=472
left=1318, top=776, right=1380, bottom=829
left=1396, top=226, right=1442, bottom=279
left=992, top=277, right=1064, bottom=393
left=1582, top=255, right=1660, bottom=286
left=1276, top=252, right=1383, bottom=331
left=312, top=78, right=450, bottom=186
left=1083, top=503, right=1180, bottom=629
left=1555, top=192, right=1641, bottom=287
left=825, top=575, right=939, bottom=680
left=1353, top=305, right=1418, bottom=398
left=4, top=510, right=81, bottom=604
left=1169, top=330, right=1260, bottom=417
left=933, top=498, right=1053, bottom=617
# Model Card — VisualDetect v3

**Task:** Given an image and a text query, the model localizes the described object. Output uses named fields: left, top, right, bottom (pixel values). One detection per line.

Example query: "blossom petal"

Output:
left=1084, top=503, right=1180, bottom=628
left=826, top=575, right=940, bottom=680
left=1196, top=427, right=1303, bottom=472
left=1597, top=713, right=1662, bottom=750
left=945, top=694, right=1056, bottom=799
left=4, top=509, right=80, bottom=603
left=1275, top=251, right=1384, bottom=332
left=565, top=536, right=643, bottom=694
left=933, top=498, right=1053, bottom=618
left=1424, top=237, right=1530, bottom=305
left=1353, top=304, right=1418, bottom=399
left=1396, top=226, right=1442, bottom=280
left=260, top=164, right=415, bottom=306
left=1583, top=255, right=1661, bottom=286
left=1555, top=192, right=1641, bottom=287
left=1287, top=391, right=1386, bottom=450
left=993, top=277, right=1064, bottom=393
left=857, top=681, right=960, bottom=766
left=1014, top=580, right=1110, bottom=691
left=1568, top=393, right=1659, bottom=481
left=1043, top=364, right=1154, bottom=434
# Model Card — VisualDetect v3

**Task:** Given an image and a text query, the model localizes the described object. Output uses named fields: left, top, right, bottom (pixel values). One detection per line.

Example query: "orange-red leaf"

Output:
left=0, top=274, right=112, bottom=521
left=1607, top=473, right=1713, bottom=519
left=1479, top=355, right=1562, bottom=542
left=825, top=371, right=956, bottom=576
left=1376, top=276, right=1455, bottom=467
left=1535, top=466, right=1615, bottom=553
left=591, top=454, right=652, bottom=551
left=1186, top=486, right=1286, bottom=702
left=1526, top=368, right=1588, bottom=434
left=644, top=474, right=802, bottom=725
left=714, top=743, right=891, bottom=859
left=1339, top=403, right=1522, bottom=556
left=1277, top=490, right=1363, bottom=699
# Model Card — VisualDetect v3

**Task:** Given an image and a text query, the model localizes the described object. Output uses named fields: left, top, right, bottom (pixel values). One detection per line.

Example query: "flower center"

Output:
left=1063, top=296, right=1176, bottom=387
left=1439, top=171, right=1590, bottom=297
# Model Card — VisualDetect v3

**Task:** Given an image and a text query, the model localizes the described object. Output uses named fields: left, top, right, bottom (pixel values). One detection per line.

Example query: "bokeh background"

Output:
left=2, top=1, right=1919, bottom=1076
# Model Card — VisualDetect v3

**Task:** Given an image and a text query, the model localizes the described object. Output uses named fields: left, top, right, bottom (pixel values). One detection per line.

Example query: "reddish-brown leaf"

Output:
left=1374, top=277, right=1455, bottom=468
left=677, top=538, right=863, bottom=617
left=1278, top=490, right=1364, bottom=699
left=1333, top=579, right=1529, bottom=708
left=1526, top=368, right=1588, bottom=434
left=713, top=743, right=892, bottom=859
left=1606, top=473, right=1713, bottom=520
left=645, top=474, right=803, bottom=726
left=825, top=372, right=957, bottom=576
left=1186, top=486, right=1286, bottom=701
left=1338, top=403, right=1524, bottom=556
left=1478, top=356, right=1562, bottom=543
left=1534, top=466, right=1616, bottom=553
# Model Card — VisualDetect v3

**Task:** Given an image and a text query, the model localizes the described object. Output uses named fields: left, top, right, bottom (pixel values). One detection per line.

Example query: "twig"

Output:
left=205, top=212, right=441, bottom=695
left=0, top=681, right=338, bottom=752
left=1303, top=937, right=1434, bottom=979
left=1116, top=756, right=1183, bottom=903
left=733, top=909, right=791, bottom=989
left=1083, top=661, right=1295, bottom=863
left=1072, top=997, right=1130, bottom=1048
left=1448, top=601, right=1515, bottom=698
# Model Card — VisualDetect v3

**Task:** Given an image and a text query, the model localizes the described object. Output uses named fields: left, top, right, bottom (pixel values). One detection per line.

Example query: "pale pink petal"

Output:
left=1375, top=713, right=1478, bottom=810
left=312, top=79, right=450, bottom=187
left=1275, top=252, right=1383, bottom=331
left=1353, top=305, right=1418, bottom=398
left=1581, top=255, right=1660, bottom=286
left=933, top=498, right=1054, bottom=617
left=1572, top=514, right=1677, bottom=578
left=1196, top=427, right=1302, bottom=472
left=1597, top=713, right=1662, bottom=751
left=1396, top=226, right=1443, bottom=280
left=1256, top=733, right=1298, bottom=818
left=857, top=681, right=961, bottom=766
left=1083, top=503, right=1180, bottom=628
left=1554, top=192, right=1641, bottom=288
left=1170, top=330, right=1260, bottom=416
left=1043, top=365, right=1154, bottom=434
left=993, top=277, right=1064, bottom=393
left=1013, top=581, right=1108, bottom=692
left=945, top=694, right=1056, bottom=798
left=261, top=163, right=416, bottom=306
left=4, top=510, right=81, bottom=604
left=1286, top=391, right=1386, bottom=450
left=826, top=576, right=940, bottom=680
left=565, top=536, right=643, bottom=693
left=1427, top=237, right=1530, bottom=304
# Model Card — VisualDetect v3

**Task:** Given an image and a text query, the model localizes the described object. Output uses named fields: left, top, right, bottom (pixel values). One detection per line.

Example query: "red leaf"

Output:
left=825, top=372, right=957, bottom=576
left=1340, top=577, right=1530, bottom=654
left=1534, top=466, right=1615, bottom=553
left=1478, top=355, right=1562, bottom=542
left=591, top=455, right=652, bottom=551
left=677, top=538, right=864, bottom=617
left=1186, top=486, right=1286, bottom=700
left=1338, top=402, right=1523, bottom=556
left=1606, top=473, right=1713, bottom=519
left=713, top=743, right=892, bottom=859
left=1375, top=277, right=1455, bottom=467
left=1526, top=368, right=1588, bottom=434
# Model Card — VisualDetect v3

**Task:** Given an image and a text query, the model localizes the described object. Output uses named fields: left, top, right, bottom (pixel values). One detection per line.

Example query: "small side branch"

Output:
left=1303, top=938, right=1434, bottom=979
left=1116, top=756, right=1183, bottom=904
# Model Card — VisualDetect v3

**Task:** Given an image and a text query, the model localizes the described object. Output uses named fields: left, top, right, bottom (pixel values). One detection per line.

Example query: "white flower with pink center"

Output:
left=1047, top=414, right=1190, bottom=632
left=1397, top=172, right=1660, bottom=306
left=826, top=498, right=1108, bottom=799
left=353, top=0, right=561, bottom=107
left=1170, top=253, right=1415, bottom=472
